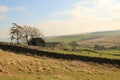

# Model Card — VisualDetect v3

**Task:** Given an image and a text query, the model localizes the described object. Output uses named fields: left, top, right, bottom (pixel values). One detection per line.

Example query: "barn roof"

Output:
left=31, top=38, right=46, bottom=43
left=29, top=38, right=46, bottom=46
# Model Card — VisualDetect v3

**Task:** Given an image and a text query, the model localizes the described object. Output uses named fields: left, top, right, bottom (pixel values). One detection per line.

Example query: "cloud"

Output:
left=93, top=0, right=113, bottom=7
left=14, top=7, right=26, bottom=12
left=32, top=0, right=120, bottom=36
left=0, top=5, right=9, bottom=13
left=0, top=5, right=9, bottom=20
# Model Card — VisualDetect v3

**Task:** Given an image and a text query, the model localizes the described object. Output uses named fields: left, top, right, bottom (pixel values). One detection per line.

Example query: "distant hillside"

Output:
left=91, top=30, right=120, bottom=35
left=0, top=38, right=10, bottom=42
left=46, top=30, right=120, bottom=44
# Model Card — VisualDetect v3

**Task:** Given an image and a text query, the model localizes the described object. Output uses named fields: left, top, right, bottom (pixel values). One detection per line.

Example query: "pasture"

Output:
left=0, top=49, right=120, bottom=80
left=46, top=49, right=120, bottom=59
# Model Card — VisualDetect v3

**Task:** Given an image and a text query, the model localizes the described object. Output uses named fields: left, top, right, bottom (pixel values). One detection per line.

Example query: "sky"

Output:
left=0, top=0, right=120, bottom=39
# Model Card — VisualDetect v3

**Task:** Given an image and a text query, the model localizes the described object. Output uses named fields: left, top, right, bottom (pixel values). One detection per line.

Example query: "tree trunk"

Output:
left=25, top=35, right=29, bottom=45
left=11, top=35, right=13, bottom=43
left=16, top=33, right=19, bottom=44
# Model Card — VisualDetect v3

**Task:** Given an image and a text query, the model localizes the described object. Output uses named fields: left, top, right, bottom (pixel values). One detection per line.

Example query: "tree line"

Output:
left=10, top=23, right=43, bottom=44
left=94, top=44, right=120, bottom=50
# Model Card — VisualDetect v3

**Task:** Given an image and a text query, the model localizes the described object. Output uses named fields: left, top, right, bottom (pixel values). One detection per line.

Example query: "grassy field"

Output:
left=0, top=49, right=120, bottom=80
left=45, top=49, right=120, bottom=59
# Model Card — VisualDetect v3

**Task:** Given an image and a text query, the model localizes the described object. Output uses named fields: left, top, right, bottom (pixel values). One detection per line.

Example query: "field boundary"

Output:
left=0, top=42, right=120, bottom=68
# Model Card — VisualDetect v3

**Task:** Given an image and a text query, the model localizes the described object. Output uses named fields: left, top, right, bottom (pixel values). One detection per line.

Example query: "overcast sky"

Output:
left=0, top=0, right=120, bottom=39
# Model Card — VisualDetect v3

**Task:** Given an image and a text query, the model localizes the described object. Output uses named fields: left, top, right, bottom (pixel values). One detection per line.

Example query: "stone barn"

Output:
left=28, top=38, right=46, bottom=47
left=46, top=42, right=63, bottom=50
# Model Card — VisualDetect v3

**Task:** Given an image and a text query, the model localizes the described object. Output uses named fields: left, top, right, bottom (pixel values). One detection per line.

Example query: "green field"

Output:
left=46, top=30, right=120, bottom=60
left=46, top=33, right=92, bottom=43
left=45, top=49, right=120, bottom=59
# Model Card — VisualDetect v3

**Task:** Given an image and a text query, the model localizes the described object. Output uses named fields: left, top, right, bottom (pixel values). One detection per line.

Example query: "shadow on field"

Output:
left=0, top=42, right=120, bottom=68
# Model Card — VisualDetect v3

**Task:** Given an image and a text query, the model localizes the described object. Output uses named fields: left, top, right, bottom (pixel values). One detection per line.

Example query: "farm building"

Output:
left=28, top=38, right=63, bottom=49
left=46, top=42, right=63, bottom=49
left=28, top=38, right=46, bottom=47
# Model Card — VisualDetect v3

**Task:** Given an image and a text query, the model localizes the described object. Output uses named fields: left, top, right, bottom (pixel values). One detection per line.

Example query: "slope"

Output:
left=0, top=49, right=120, bottom=80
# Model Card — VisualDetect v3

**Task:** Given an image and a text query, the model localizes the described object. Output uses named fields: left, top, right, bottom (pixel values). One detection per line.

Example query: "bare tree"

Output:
left=10, top=23, right=22, bottom=44
left=20, top=25, right=31, bottom=44
left=10, top=23, right=43, bottom=44
left=29, top=27, right=43, bottom=39
left=20, top=25, right=43, bottom=44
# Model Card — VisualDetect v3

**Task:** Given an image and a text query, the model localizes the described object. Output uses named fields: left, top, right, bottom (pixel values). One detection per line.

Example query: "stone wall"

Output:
left=0, top=42, right=120, bottom=68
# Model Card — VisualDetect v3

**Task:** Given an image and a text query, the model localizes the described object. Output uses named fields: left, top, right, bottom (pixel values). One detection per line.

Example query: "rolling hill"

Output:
left=46, top=30, right=120, bottom=47
left=47, top=30, right=120, bottom=42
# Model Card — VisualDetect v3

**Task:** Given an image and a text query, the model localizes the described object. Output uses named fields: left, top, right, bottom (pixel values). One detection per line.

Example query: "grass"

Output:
left=45, top=49, right=120, bottom=59
left=47, top=33, right=93, bottom=43
left=0, top=75, right=35, bottom=80
left=0, top=49, right=120, bottom=80
left=97, top=50, right=120, bottom=55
